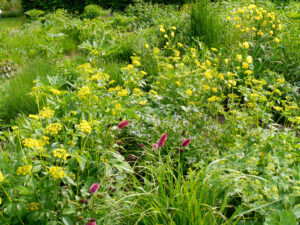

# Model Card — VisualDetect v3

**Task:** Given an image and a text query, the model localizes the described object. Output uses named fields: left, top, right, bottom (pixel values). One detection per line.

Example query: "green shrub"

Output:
left=0, top=0, right=9, bottom=10
left=82, top=4, right=109, bottom=19
left=25, top=9, right=45, bottom=21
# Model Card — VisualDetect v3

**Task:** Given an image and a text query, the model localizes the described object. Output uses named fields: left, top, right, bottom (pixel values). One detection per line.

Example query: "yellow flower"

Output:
left=176, top=81, right=181, bottom=87
left=274, top=89, right=282, bottom=95
left=270, top=31, right=274, bottom=35
left=153, top=47, right=160, bottom=55
left=228, top=93, right=239, bottom=98
left=274, top=106, right=283, bottom=111
left=211, top=48, right=218, bottom=52
left=212, top=88, right=218, bottom=93
left=0, top=197, right=1, bottom=205
left=242, top=62, right=249, bottom=69
left=248, top=102, right=254, bottom=108
left=218, top=73, right=224, bottom=80
left=203, top=85, right=210, bottom=91
left=16, top=165, right=32, bottom=176
left=242, top=42, right=250, bottom=49
left=208, top=96, right=220, bottom=102
left=274, top=38, right=280, bottom=43
left=78, top=86, right=91, bottom=99
left=133, top=88, right=143, bottom=97
left=78, top=120, right=92, bottom=134
left=39, top=107, right=54, bottom=119
left=12, top=126, right=19, bottom=131
left=150, top=90, right=158, bottom=95
left=136, top=69, right=145, bottom=76
left=29, top=114, right=40, bottom=120
left=204, top=70, right=213, bottom=79
left=236, top=54, right=242, bottom=61
left=278, top=24, right=282, bottom=31
left=132, top=60, right=141, bottom=66
left=118, top=89, right=129, bottom=97
left=50, top=88, right=61, bottom=95
left=257, top=31, right=264, bottom=36
left=246, top=56, right=253, bottom=64
left=224, top=59, right=229, bottom=64
left=186, top=89, right=193, bottom=96
left=27, top=202, right=39, bottom=211
left=206, top=60, right=211, bottom=67
left=244, top=70, right=253, bottom=75
left=114, top=103, right=122, bottom=111
left=177, top=42, right=183, bottom=48
left=49, top=167, right=66, bottom=179
left=171, top=31, right=175, bottom=37
left=139, top=100, right=147, bottom=105
left=46, top=123, right=62, bottom=135
left=171, top=26, right=177, bottom=30
left=145, top=44, right=149, bottom=49
left=226, top=16, right=231, bottom=21
left=53, top=149, right=69, bottom=160
left=159, top=27, right=165, bottom=33
left=0, top=171, right=4, bottom=182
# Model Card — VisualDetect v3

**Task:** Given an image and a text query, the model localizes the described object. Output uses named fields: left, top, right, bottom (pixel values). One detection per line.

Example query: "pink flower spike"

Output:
left=89, top=183, right=100, bottom=194
left=118, top=120, right=129, bottom=129
left=181, top=138, right=191, bottom=147
left=158, top=133, right=167, bottom=147
left=86, top=222, right=97, bottom=225
left=152, top=143, right=159, bottom=149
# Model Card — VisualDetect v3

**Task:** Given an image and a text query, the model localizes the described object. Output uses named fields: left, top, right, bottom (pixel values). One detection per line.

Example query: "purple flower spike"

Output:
left=86, top=222, right=97, bottom=225
left=118, top=120, right=129, bottom=129
left=181, top=138, right=191, bottom=147
left=152, top=143, right=159, bottom=149
left=158, top=133, right=167, bottom=147
left=89, top=183, right=100, bottom=194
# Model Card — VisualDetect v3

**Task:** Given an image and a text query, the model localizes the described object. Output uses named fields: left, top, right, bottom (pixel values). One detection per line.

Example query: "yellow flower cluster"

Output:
left=50, top=88, right=61, bottom=95
left=118, top=89, right=129, bottom=97
left=78, top=86, right=91, bottom=99
left=77, top=63, right=96, bottom=74
left=53, top=149, right=69, bottom=160
left=133, top=88, right=144, bottom=97
left=48, top=166, right=66, bottom=179
left=114, top=103, right=122, bottom=111
left=131, top=56, right=141, bottom=67
left=29, top=114, right=40, bottom=120
left=0, top=171, right=4, bottom=182
left=139, top=100, right=147, bottom=105
left=46, top=123, right=62, bottom=135
left=186, top=89, right=193, bottom=96
left=89, top=71, right=110, bottom=81
left=228, top=4, right=281, bottom=41
left=27, top=202, right=39, bottom=211
left=39, top=107, right=54, bottom=119
left=16, top=165, right=32, bottom=176
left=22, top=138, right=47, bottom=149
left=208, top=96, right=221, bottom=102
left=78, top=120, right=92, bottom=134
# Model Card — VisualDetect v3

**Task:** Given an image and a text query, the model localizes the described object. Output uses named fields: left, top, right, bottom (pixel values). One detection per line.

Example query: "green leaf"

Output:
left=62, top=215, right=74, bottom=225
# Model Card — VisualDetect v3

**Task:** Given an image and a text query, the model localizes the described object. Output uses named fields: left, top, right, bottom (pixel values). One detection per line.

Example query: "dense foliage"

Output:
left=0, top=0, right=299, bottom=224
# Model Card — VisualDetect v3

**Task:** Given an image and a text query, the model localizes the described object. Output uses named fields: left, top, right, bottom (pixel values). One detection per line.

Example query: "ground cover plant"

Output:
left=0, top=0, right=299, bottom=224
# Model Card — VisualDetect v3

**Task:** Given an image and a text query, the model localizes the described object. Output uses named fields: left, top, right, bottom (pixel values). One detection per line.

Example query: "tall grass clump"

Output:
left=0, top=59, right=55, bottom=123
left=117, top=152, right=243, bottom=225
left=190, top=0, right=225, bottom=48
